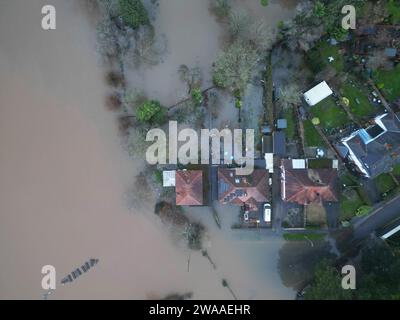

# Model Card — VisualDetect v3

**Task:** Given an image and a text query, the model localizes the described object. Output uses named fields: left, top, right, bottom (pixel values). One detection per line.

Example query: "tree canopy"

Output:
left=305, top=240, right=400, bottom=300
left=212, top=41, right=258, bottom=93
left=119, top=0, right=149, bottom=29
left=136, top=100, right=166, bottom=125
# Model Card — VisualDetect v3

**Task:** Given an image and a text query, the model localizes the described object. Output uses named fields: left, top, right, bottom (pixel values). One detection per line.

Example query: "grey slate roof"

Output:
left=346, top=113, right=400, bottom=178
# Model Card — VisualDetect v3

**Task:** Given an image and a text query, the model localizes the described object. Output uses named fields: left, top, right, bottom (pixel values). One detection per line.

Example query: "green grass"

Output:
left=340, top=173, right=358, bottom=187
left=340, top=173, right=366, bottom=221
left=283, top=233, right=326, bottom=241
left=356, top=205, right=373, bottom=217
left=374, top=173, right=397, bottom=195
left=340, top=191, right=365, bottom=221
left=392, top=164, right=400, bottom=176
left=386, top=0, right=400, bottom=24
left=306, top=41, right=344, bottom=73
left=303, top=120, right=325, bottom=147
left=153, top=169, right=163, bottom=185
left=284, top=108, right=296, bottom=141
left=373, top=64, right=400, bottom=103
left=310, top=97, right=350, bottom=130
left=340, top=81, right=376, bottom=119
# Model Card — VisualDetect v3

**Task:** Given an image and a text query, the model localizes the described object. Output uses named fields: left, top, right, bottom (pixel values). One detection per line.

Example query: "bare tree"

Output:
left=278, top=83, right=302, bottom=110
left=129, top=25, right=167, bottom=67
left=178, top=65, right=202, bottom=93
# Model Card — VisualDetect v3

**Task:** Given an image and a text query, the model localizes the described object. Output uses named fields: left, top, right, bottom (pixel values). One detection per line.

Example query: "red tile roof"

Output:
left=281, top=161, right=338, bottom=205
left=218, top=168, right=269, bottom=211
left=175, top=170, right=203, bottom=206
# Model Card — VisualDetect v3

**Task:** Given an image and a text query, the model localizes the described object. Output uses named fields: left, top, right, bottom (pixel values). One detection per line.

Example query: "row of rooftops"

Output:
left=163, top=168, right=269, bottom=210
left=163, top=157, right=340, bottom=208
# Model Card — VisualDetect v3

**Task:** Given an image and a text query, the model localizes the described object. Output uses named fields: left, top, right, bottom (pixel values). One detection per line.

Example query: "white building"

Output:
left=303, top=81, right=333, bottom=106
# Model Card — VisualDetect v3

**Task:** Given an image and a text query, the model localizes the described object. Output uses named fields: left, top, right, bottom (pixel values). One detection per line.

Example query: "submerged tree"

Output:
left=136, top=100, right=167, bottom=125
left=213, top=41, right=258, bottom=93
left=228, top=8, right=274, bottom=52
left=130, top=25, right=167, bottom=67
left=178, top=65, right=202, bottom=94
left=119, top=0, right=149, bottom=29
left=209, top=0, right=231, bottom=21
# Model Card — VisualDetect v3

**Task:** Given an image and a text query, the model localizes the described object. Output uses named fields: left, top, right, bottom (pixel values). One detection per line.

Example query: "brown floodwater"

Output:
left=0, top=0, right=296, bottom=299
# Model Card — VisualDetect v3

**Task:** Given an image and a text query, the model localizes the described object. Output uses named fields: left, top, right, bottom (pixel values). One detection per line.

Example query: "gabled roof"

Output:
left=343, top=113, right=400, bottom=178
left=281, top=159, right=338, bottom=205
left=218, top=168, right=269, bottom=211
left=176, top=170, right=203, bottom=206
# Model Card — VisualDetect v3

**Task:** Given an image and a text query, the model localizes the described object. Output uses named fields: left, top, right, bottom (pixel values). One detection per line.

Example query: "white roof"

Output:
left=163, top=170, right=176, bottom=187
left=292, top=159, right=306, bottom=169
left=303, top=81, right=333, bottom=106
left=264, top=153, right=274, bottom=173
left=381, top=224, right=400, bottom=240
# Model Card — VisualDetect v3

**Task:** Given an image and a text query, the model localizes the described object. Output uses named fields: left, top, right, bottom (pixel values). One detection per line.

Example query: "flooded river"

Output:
left=0, top=0, right=296, bottom=299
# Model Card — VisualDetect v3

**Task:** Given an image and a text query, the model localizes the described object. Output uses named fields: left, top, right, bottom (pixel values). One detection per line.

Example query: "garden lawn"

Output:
left=386, top=0, right=400, bottom=24
left=341, top=81, right=376, bottom=119
left=310, top=97, right=350, bottom=130
left=340, top=191, right=365, bottom=222
left=374, top=173, right=397, bottom=195
left=306, top=41, right=344, bottom=73
left=374, top=64, right=400, bottom=103
left=392, top=164, right=400, bottom=176
left=303, top=120, right=325, bottom=147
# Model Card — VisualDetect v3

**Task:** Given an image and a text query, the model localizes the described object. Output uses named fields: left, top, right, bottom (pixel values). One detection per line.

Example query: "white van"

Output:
left=263, top=203, right=272, bottom=224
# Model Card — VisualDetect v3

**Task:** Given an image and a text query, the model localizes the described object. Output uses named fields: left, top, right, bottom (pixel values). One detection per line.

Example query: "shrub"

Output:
left=210, top=0, right=231, bottom=20
left=136, top=100, right=166, bottom=124
left=191, top=88, right=203, bottom=107
left=119, top=0, right=149, bottom=29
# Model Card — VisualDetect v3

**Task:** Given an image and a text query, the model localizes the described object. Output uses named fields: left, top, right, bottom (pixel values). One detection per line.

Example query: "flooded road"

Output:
left=0, top=0, right=295, bottom=299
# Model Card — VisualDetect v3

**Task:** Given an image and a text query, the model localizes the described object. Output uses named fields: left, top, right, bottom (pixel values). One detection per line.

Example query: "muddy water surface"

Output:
left=0, top=0, right=296, bottom=299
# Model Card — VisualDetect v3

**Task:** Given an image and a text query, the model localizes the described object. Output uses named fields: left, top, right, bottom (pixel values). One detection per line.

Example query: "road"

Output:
left=352, top=194, right=400, bottom=240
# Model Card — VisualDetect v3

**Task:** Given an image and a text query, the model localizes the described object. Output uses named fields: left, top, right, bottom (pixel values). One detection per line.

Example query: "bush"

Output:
left=191, top=88, right=203, bottom=107
left=153, top=169, right=163, bottom=185
left=210, top=0, right=231, bottom=20
left=356, top=205, right=373, bottom=217
left=119, top=0, right=149, bottom=29
left=136, top=100, right=167, bottom=124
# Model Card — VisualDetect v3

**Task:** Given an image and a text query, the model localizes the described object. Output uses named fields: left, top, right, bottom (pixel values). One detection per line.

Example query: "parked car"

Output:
left=263, top=203, right=272, bottom=224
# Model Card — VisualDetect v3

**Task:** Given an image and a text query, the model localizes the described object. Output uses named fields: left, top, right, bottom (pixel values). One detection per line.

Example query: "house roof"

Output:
left=343, top=113, right=400, bottom=178
left=384, top=48, right=397, bottom=57
left=163, top=170, right=176, bottom=187
left=175, top=170, right=203, bottom=206
left=281, top=159, right=339, bottom=205
left=303, top=81, right=333, bottom=106
left=218, top=168, right=269, bottom=211
left=277, top=119, right=287, bottom=129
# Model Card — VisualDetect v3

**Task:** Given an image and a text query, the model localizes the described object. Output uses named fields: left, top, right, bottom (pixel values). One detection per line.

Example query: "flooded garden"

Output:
left=0, top=0, right=300, bottom=299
